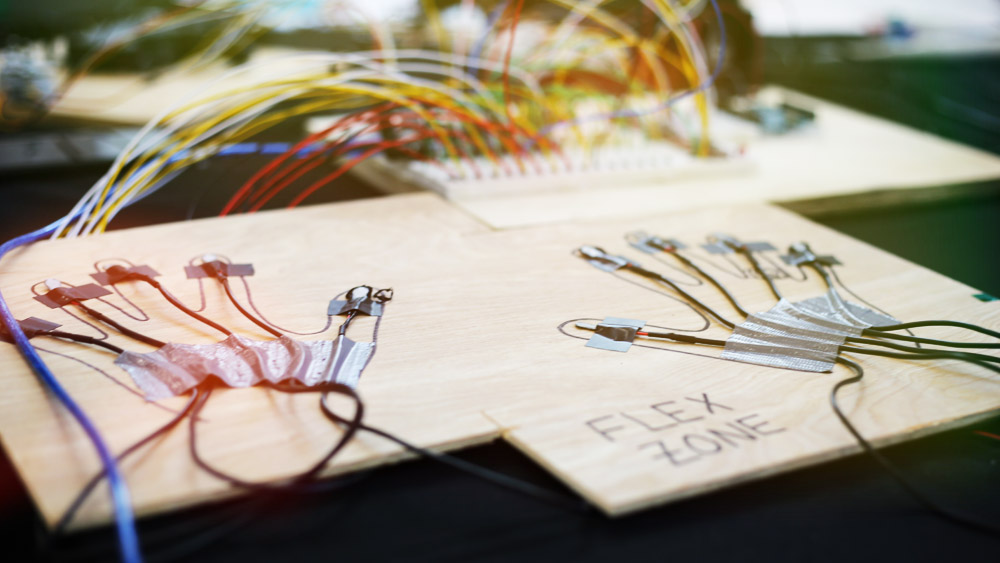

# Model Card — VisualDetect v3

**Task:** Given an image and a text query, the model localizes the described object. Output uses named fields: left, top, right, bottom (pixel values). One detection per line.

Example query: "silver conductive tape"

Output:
left=115, top=334, right=374, bottom=400
left=721, top=291, right=898, bottom=373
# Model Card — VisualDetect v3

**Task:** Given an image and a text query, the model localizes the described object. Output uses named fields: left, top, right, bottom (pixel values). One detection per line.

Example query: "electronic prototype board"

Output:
left=0, top=193, right=997, bottom=528
left=346, top=88, right=1000, bottom=229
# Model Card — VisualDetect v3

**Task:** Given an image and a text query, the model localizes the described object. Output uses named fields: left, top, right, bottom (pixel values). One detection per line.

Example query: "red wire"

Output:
left=245, top=126, right=389, bottom=212
left=247, top=117, right=476, bottom=211
left=232, top=103, right=488, bottom=214
left=220, top=102, right=395, bottom=215
left=236, top=101, right=528, bottom=213
left=502, top=0, right=528, bottom=172
left=244, top=115, right=393, bottom=209
left=282, top=134, right=435, bottom=210
left=223, top=46, right=578, bottom=216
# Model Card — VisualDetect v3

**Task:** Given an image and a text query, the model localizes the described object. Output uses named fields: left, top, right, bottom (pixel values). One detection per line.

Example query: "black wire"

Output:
left=639, top=330, right=728, bottom=347
left=129, top=274, right=233, bottom=337
left=42, top=330, right=125, bottom=355
left=72, top=300, right=166, bottom=348
left=815, top=261, right=1000, bottom=345
left=839, top=346, right=1000, bottom=374
left=623, top=264, right=737, bottom=329
left=31, top=282, right=110, bottom=340
left=318, top=393, right=589, bottom=514
left=858, top=329, right=1000, bottom=349
left=736, top=247, right=783, bottom=301
left=338, top=310, right=358, bottom=337
left=155, top=279, right=233, bottom=337
left=869, top=320, right=1000, bottom=341
left=831, top=357, right=1000, bottom=535
left=51, top=391, right=201, bottom=536
left=187, top=382, right=364, bottom=491
left=845, top=336, right=1000, bottom=358
left=218, top=277, right=283, bottom=338
left=607, top=271, right=712, bottom=332
left=667, top=250, right=750, bottom=318
left=802, top=260, right=835, bottom=289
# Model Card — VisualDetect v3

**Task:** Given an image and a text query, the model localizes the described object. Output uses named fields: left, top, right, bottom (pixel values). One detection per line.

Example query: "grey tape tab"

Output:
left=34, top=284, right=113, bottom=308
left=626, top=231, right=685, bottom=254
left=576, top=245, right=635, bottom=272
left=1, top=317, right=62, bottom=343
left=184, top=261, right=255, bottom=279
left=703, top=234, right=776, bottom=254
left=781, top=242, right=841, bottom=267
left=91, top=265, right=160, bottom=285
left=586, top=317, right=645, bottom=352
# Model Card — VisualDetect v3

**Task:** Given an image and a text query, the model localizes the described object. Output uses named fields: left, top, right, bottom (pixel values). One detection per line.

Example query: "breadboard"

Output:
left=360, top=88, right=1000, bottom=228
left=0, top=193, right=997, bottom=528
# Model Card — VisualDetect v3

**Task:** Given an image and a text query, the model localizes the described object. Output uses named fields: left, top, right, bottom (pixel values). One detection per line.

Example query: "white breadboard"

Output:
left=349, top=143, right=757, bottom=199
left=309, top=107, right=761, bottom=200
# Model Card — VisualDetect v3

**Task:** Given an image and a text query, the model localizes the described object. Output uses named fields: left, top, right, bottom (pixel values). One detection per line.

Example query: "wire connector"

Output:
left=702, top=234, right=775, bottom=254
left=184, top=257, right=255, bottom=280
left=328, top=286, right=393, bottom=317
left=91, top=264, right=160, bottom=286
left=575, top=245, right=636, bottom=272
left=577, top=317, right=646, bottom=352
left=34, top=280, right=112, bottom=308
left=781, top=242, right=840, bottom=267
left=625, top=231, right=686, bottom=254
left=0, top=317, right=61, bottom=343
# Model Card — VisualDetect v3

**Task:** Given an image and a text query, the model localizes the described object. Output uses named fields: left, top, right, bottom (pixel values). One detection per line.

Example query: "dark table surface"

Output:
left=1, top=44, right=999, bottom=563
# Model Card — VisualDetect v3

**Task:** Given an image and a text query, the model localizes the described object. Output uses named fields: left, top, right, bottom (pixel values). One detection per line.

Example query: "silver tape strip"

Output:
left=721, top=291, right=898, bottom=373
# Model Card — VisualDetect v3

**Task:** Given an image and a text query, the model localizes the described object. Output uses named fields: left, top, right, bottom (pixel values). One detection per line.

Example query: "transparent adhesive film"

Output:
left=116, top=335, right=374, bottom=400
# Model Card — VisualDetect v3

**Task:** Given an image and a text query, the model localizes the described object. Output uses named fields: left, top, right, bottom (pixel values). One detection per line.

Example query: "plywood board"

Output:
left=0, top=194, right=997, bottom=529
left=0, top=193, right=499, bottom=529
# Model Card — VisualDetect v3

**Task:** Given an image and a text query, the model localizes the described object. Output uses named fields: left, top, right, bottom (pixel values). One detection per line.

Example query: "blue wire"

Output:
left=538, top=0, right=727, bottom=135
left=0, top=219, right=143, bottom=563
left=469, top=1, right=509, bottom=66
left=0, top=9, right=725, bottom=562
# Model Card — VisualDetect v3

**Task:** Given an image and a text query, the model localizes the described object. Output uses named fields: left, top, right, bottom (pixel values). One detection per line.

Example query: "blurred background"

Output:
left=2, top=1, right=998, bottom=289
left=2, top=1, right=1000, bottom=561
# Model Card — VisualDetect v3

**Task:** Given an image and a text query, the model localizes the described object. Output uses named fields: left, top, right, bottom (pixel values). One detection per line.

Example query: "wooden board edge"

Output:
left=502, top=405, right=1000, bottom=517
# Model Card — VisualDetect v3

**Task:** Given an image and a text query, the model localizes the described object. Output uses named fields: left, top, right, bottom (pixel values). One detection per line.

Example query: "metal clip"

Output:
left=328, top=285, right=390, bottom=317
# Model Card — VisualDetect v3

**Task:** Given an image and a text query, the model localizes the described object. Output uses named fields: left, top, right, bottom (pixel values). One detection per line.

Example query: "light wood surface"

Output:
left=0, top=193, right=997, bottom=528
